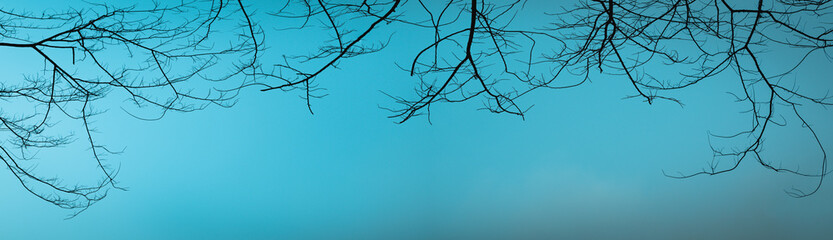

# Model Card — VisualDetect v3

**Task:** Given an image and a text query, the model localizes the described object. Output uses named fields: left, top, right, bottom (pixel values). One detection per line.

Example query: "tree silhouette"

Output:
left=4, top=0, right=833, bottom=214
left=258, top=0, right=832, bottom=197
left=0, top=0, right=260, bottom=215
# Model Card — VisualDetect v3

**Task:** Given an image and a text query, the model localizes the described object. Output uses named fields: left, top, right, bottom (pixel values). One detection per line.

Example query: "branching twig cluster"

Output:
left=4, top=0, right=833, bottom=214
left=259, top=0, right=833, bottom=196
left=0, top=0, right=260, bottom=215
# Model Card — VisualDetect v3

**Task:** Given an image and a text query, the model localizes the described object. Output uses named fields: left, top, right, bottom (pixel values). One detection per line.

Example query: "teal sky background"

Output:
left=1, top=0, right=832, bottom=239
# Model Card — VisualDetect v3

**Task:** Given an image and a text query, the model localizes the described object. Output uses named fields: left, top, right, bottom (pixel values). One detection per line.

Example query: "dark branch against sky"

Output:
left=0, top=0, right=832, bottom=228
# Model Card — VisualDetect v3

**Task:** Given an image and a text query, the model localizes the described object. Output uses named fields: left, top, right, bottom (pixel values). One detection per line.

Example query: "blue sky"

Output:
left=1, top=0, right=832, bottom=239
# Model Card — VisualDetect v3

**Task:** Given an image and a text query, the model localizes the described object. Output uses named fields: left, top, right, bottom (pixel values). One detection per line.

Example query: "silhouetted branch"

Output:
left=0, top=0, right=259, bottom=215
left=257, top=0, right=833, bottom=196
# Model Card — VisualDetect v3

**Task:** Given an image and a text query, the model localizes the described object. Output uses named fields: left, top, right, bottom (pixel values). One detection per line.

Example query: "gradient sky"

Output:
left=1, top=0, right=832, bottom=239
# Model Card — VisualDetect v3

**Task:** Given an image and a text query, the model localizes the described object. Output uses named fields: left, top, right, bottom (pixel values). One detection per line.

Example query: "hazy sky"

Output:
left=1, top=0, right=832, bottom=239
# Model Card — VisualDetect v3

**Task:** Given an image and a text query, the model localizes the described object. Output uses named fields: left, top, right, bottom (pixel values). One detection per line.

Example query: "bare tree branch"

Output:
left=0, top=0, right=260, bottom=216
